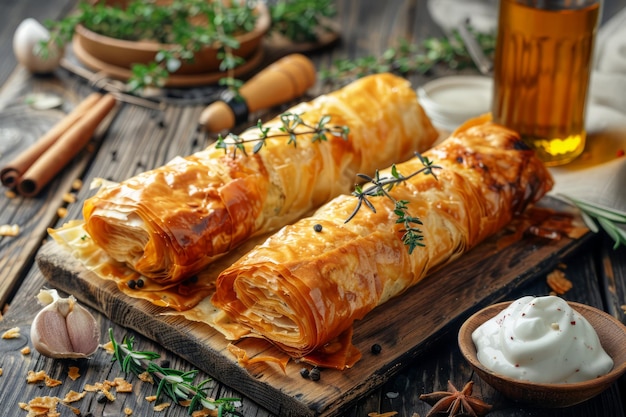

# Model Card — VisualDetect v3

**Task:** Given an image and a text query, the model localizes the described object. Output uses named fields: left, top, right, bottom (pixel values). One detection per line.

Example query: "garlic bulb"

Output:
left=13, top=18, right=63, bottom=74
left=30, top=289, right=100, bottom=358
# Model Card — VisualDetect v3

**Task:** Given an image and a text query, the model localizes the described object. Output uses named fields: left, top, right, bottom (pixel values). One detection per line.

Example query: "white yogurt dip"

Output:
left=472, top=295, right=613, bottom=383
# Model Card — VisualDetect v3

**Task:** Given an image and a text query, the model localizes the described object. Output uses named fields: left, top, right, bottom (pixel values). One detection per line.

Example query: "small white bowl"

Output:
left=418, top=75, right=493, bottom=132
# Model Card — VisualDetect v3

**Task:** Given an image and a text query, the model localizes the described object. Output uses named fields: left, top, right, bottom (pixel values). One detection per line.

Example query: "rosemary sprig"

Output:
left=108, top=329, right=242, bottom=416
left=216, top=112, right=350, bottom=157
left=558, top=195, right=626, bottom=249
left=319, top=30, right=496, bottom=85
left=346, top=153, right=440, bottom=253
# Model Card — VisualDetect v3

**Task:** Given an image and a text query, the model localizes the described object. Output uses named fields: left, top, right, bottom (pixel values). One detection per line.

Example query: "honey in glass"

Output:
left=492, top=0, right=601, bottom=166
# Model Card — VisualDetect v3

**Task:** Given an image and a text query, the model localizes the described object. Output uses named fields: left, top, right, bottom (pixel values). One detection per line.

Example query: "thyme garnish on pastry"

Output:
left=346, top=153, right=440, bottom=253
left=215, top=112, right=350, bottom=157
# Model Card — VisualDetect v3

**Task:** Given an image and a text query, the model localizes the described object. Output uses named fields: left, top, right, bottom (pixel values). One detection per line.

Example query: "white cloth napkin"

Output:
left=548, top=7, right=626, bottom=220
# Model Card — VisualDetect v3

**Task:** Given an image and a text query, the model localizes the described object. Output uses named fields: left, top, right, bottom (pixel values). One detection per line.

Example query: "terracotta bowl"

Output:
left=73, top=2, right=270, bottom=75
left=458, top=301, right=626, bottom=408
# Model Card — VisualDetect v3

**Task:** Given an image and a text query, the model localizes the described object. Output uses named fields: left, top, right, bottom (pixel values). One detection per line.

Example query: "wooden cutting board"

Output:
left=36, top=196, right=591, bottom=417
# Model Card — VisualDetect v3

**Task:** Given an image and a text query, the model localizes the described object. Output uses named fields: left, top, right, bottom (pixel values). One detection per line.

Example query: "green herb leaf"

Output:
left=268, top=0, right=337, bottom=43
left=217, top=112, right=349, bottom=158
left=320, top=30, right=496, bottom=86
left=559, top=195, right=626, bottom=249
left=345, top=153, right=440, bottom=252
left=108, top=329, right=241, bottom=416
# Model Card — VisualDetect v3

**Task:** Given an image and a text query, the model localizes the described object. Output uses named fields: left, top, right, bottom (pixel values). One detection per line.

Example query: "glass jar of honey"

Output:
left=492, top=0, right=602, bottom=166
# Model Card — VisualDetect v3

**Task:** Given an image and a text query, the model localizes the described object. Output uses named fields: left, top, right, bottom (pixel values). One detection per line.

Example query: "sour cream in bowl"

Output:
left=458, top=296, right=626, bottom=407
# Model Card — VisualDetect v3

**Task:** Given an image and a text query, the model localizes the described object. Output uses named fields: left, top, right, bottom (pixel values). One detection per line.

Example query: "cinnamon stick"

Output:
left=17, top=93, right=117, bottom=197
left=0, top=92, right=102, bottom=187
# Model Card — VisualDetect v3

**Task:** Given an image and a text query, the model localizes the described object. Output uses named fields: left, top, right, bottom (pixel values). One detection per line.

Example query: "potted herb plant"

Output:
left=44, top=0, right=338, bottom=90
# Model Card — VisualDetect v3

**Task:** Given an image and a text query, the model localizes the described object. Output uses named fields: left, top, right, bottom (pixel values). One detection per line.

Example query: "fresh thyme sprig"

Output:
left=558, top=195, right=626, bottom=249
left=319, top=30, right=496, bottom=86
left=216, top=112, right=350, bottom=157
left=268, top=0, right=337, bottom=43
left=108, top=329, right=242, bottom=416
left=346, top=153, right=440, bottom=253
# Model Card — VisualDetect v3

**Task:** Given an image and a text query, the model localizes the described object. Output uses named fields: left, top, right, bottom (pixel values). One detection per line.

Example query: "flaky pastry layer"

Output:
left=211, top=116, right=554, bottom=366
left=79, top=73, right=438, bottom=283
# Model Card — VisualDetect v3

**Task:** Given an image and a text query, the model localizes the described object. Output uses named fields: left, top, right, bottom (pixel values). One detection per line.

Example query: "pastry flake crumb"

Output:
left=2, top=326, right=20, bottom=339
left=27, top=369, right=62, bottom=388
left=102, top=340, right=115, bottom=354
left=68, top=366, right=80, bottom=381
left=153, top=402, right=171, bottom=412
left=62, top=390, right=86, bottom=403
left=62, top=192, right=76, bottom=204
left=21, top=346, right=31, bottom=355
left=546, top=269, right=572, bottom=295
left=21, top=395, right=60, bottom=417
left=45, top=376, right=63, bottom=388
left=113, top=377, right=133, bottom=393
left=72, top=179, right=83, bottom=191
left=138, top=371, right=154, bottom=384
left=0, top=224, right=20, bottom=237
left=26, top=370, right=47, bottom=383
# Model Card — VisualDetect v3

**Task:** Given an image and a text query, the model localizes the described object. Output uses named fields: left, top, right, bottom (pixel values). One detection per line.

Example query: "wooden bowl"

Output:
left=73, top=2, right=270, bottom=75
left=458, top=301, right=626, bottom=408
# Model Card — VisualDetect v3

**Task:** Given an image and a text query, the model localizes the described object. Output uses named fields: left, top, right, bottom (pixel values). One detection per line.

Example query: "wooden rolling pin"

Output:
left=199, top=53, right=317, bottom=133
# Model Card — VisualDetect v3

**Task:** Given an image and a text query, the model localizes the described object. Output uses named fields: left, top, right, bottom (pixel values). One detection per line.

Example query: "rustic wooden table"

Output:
left=1, top=1, right=626, bottom=416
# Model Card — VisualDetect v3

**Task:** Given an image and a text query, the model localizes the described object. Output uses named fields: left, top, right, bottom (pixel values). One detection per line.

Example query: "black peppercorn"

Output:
left=96, top=393, right=108, bottom=403
left=371, top=343, right=382, bottom=355
left=313, top=224, right=323, bottom=232
left=160, top=359, right=171, bottom=368
left=309, top=367, right=321, bottom=381
left=127, top=279, right=137, bottom=289
left=136, top=278, right=144, bottom=288
left=299, top=368, right=310, bottom=378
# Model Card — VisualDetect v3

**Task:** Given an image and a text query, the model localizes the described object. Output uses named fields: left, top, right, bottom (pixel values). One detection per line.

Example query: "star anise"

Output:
left=419, top=380, right=492, bottom=417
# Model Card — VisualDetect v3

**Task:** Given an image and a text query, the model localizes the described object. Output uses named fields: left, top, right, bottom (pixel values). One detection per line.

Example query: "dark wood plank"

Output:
left=0, top=77, right=117, bottom=306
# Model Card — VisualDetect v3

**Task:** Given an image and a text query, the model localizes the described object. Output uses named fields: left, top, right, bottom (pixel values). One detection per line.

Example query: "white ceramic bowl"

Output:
left=418, top=75, right=493, bottom=132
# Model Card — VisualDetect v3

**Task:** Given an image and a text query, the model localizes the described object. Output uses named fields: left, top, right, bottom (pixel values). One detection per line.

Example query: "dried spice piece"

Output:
left=419, top=380, right=492, bottom=417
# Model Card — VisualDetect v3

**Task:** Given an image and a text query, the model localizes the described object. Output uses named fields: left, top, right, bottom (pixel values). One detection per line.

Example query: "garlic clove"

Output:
left=13, top=18, right=63, bottom=74
left=66, top=303, right=100, bottom=356
left=30, top=289, right=100, bottom=359
left=31, top=306, right=74, bottom=356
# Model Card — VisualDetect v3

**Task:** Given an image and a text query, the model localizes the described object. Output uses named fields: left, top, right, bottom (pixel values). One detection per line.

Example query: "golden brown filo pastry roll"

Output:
left=81, top=73, right=438, bottom=284
left=211, top=115, right=554, bottom=366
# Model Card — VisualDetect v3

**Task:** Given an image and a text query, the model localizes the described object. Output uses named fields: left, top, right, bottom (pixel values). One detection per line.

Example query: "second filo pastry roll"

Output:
left=211, top=116, right=554, bottom=363
left=81, top=73, right=438, bottom=284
